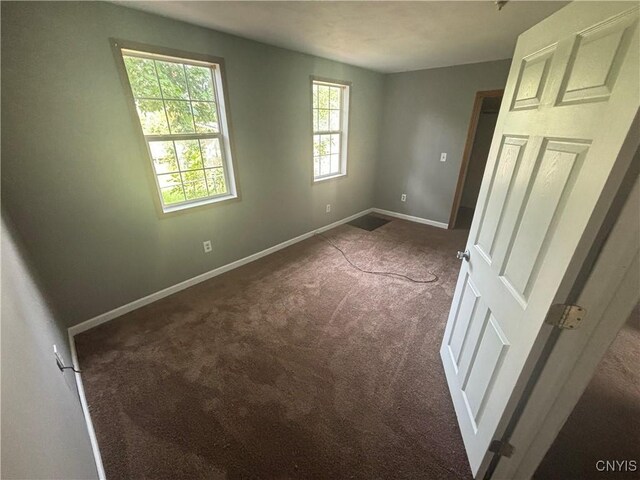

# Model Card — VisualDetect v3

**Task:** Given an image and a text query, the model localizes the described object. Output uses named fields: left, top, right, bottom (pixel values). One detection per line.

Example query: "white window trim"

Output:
left=311, top=77, right=351, bottom=183
left=114, top=40, right=239, bottom=214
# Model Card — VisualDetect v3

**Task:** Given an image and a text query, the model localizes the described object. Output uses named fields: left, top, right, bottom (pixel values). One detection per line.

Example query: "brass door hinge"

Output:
left=545, top=304, right=586, bottom=330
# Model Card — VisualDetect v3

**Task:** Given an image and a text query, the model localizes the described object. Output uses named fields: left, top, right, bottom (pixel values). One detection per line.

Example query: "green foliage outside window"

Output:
left=312, top=82, right=344, bottom=178
left=123, top=54, right=228, bottom=206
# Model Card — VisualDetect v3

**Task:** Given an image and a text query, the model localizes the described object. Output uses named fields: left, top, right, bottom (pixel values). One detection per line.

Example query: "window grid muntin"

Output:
left=146, top=135, right=229, bottom=206
left=312, top=80, right=347, bottom=180
left=123, top=50, right=231, bottom=209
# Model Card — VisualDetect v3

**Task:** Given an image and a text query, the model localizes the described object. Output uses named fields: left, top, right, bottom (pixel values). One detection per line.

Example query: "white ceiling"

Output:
left=117, top=1, right=569, bottom=73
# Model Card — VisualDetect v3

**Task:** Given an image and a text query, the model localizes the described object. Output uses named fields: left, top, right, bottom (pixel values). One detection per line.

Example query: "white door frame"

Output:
left=492, top=144, right=640, bottom=479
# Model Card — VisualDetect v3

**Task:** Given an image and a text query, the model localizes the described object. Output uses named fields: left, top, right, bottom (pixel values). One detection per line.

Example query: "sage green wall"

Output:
left=1, top=1, right=384, bottom=327
left=1, top=218, right=98, bottom=479
left=374, top=60, right=512, bottom=224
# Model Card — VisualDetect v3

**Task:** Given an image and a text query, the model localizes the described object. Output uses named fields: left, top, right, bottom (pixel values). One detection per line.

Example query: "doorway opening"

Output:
left=448, top=89, right=503, bottom=230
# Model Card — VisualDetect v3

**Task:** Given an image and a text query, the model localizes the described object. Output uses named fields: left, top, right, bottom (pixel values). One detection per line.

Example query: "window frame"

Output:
left=310, top=76, right=351, bottom=183
left=112, top=39, right=240, bottom=215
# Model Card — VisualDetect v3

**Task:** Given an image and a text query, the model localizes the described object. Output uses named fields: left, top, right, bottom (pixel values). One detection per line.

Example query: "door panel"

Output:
left=501, top=139, right=590, bottom=302
left=511, top=46, right=555, bottom=111
left=475, top=136, right=528, bottom=264
left=462, top=315, right=509, bottom=428
left=447, top=275, right=481, bottom=369
left=440, top=4, right=639, bottom=477
left=559, top=14, right=636, bottom=105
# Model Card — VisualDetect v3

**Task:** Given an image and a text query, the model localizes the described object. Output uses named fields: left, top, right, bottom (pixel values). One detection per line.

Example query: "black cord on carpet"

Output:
left=316, top=233, right=439, bottom=284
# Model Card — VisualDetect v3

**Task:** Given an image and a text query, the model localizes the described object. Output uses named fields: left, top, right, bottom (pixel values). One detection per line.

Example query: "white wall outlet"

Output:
left=440, top=152, right=447, bottom=162
left=401, top=193, right=407, bottom=202
left=326, top=204, right=331, bottom=213
left=203, top=240, right=212, bottom=253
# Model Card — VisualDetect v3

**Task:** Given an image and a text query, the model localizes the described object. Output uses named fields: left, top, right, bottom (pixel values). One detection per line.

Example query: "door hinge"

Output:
left=545, top=304, right=586, bottom=330
left=489, top=439, right=515, bottom=458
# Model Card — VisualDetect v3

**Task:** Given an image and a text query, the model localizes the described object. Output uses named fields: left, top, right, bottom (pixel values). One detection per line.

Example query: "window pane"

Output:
left=185, top=65, right=214, bottom=101
left=312, top=82, right=348, bottom=180
left=200, top=138, right=223, bottom=167
left=135, top=99, right=169, bottom=135
left=157, top=173, right=185, bottom=205
left=121, top=50, right=237, bottom=208
left=330, top=110, right=340, bottom=131
left=182, top=170, right=208, bottom=200
left=330, top=154, right=340, bottom=173
left=331, top=134, right=341, bottom=157
left=156, top=61, right=189, bottom=100
left=319, top=155, right=330, bottom=176
left=157, top=172, right=182, bottom=188
left=205, top=168, right=227, bottom=195
left=321, top=135, right=331, bottom=156
left=314, top=134, right=330, bottom=157
left=161, top=187, right=186, bottom=205
left=318, top=85, right=330, bottom=109
left=175, top=140, right=203, bottom=170
left=329, top=87, right=341, bottom=109
left=165, top=101, right=195, bottom=134
left=124, top=57, right=161, bottom=98
left=149, top=141, right=178, bottom=174
left=192, top=102, right=219, bottom=133
left=318, top=109, right=329, bottom=131
left=313, top=157, right=320, bottom=178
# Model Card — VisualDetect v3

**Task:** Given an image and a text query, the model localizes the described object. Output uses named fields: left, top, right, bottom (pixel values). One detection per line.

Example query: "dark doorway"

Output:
left=449, top=90, right=503, bottom=230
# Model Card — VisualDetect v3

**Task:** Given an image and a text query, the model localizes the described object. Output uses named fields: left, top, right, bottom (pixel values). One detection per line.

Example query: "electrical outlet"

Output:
left=440, top=152, right=447, bottom=162
left=326, top=204, right=331, bottom=213
left=203, top=240, right=212, bottom=253
left=401, top=193, right=407, bottom=202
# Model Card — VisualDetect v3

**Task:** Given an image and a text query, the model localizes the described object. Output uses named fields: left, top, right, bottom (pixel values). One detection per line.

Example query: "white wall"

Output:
left=1, top=1, right=384, bottom=328
left=1, top=218, right=98, bottom=479
left=374, top=59, right=511, bottom=223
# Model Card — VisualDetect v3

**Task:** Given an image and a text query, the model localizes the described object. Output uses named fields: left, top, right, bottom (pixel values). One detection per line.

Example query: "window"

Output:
left=119, top=46, right=237, bottom=212
left=312, top=79, right=350, bottom=181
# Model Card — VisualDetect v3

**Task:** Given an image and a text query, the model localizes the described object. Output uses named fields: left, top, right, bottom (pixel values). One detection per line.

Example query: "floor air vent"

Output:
left=347, top=214, right=390, bottom=231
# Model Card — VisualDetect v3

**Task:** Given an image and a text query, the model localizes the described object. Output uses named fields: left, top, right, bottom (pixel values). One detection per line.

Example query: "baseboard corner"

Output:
left=371, top=208, right=449, bottom=229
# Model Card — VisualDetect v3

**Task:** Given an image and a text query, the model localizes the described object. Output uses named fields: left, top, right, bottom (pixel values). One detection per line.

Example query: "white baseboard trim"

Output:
left=371, top=208, right=449, bottom=229
left=64, top=205, right=439, bottom=478
left=69, top=331, right=106, bottom=480
left=68, top=208, right=372, bottom=338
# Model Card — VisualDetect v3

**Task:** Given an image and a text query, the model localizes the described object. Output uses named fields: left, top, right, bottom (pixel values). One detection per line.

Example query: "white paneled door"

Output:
left=440, top=3, right=639, bottom=477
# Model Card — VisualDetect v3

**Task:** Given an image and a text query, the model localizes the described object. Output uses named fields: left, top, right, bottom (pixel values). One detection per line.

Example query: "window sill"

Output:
left=162, top=193, right=237, bottom=214
left=313, top=173, right=347, bottom=184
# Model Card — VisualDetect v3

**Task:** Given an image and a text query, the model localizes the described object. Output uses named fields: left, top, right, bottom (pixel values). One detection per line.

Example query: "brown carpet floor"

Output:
left=535, top=308, right=640, bottom=480
left=76, top=217, right=472, bottom=480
